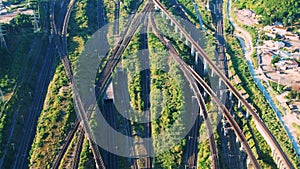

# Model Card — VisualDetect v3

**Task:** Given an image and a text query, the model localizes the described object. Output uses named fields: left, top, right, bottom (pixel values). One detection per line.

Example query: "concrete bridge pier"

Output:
left=203, top=91, right=207, bottom=98
left=218, top=79, right=222, bottom=89
left=271, top=150, right=287, bottom=169
left=203, top=61, right=208, bottom=74
left=236, top=136, right=239, bottom=143
left=229, top=91, right=232, bottom=100
left=191, top=45, right=195, bottom=56
left=199, top=107, right=203, bottom=116
left=161, top=11, right=165, bottom=18
left=219, top=109, right=224, bottom=118
left=220, top=89, right=224, bottom=101
left=170, top=20, right=174, bottom=26
left=175, top=26, right=178, bottom=33
left=185, top=39, right=189, bottom=46
left=239, top=143, right=244, bottom=151
left=246, top=157, right=252, bottom=166
left=195, top=52, right=199, bottom=64
left=238, top=100, right=242, bottom=109
left=246, top=110, right=250, bottom=119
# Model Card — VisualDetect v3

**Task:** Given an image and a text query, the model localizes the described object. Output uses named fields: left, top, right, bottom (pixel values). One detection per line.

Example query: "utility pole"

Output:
left=0, top=24, right=8, bottom=51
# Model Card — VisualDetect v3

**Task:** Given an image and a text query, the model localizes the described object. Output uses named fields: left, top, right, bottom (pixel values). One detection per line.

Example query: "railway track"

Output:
left=152, top=1, right=294, bottom=168
left=186, top=113, right=201, bottom=168
left=72, top=128, right=85, bottom=169
left=103, top=99, right=118, bottom=169
left=215, top=0, right=227, bottom=72
left=140, top=13, right=152, bottom=169
left=187, top=66, right=262, bottom=168
left=94, top=1, right=154, bottom=98
left=149, top=16, right=260, bottom=168
left=214, top=0, right=242, bottom=167
left=53, top=0, right=292, bottom=168
left=52, top=1, right=153, bottom=168
left=12, top=36, right=56, bottom=169
left=149, top=13, right=220, bottom=169
left=11, top=1, right=58, bottom=168
left=49, top=0, right=106, bottom=168
left=115, top=70, right=139, bottom=169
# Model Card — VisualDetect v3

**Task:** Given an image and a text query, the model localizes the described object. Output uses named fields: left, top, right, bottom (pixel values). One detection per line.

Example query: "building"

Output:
left=265, top=32, right=276, bottom=39
left=285, top=34, right=300, bottom=41
left=275, top=41, right=285, bottom=49
left=263, top=40, right=285, bottom=50
left=275, top=59, right=299, bottom=70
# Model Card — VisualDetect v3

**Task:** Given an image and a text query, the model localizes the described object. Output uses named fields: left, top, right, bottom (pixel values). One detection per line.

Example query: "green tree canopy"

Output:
left=233, top=0, right=300, bottom=26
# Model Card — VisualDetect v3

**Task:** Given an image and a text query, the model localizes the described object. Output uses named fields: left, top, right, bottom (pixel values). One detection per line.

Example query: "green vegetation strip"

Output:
left=148, top=32, right=187, bottom=169
left=78, top=137, right=95, bottom=169
left=153, top=12, right=218, bottom=168
left=231, top=0, right=300, bottom=27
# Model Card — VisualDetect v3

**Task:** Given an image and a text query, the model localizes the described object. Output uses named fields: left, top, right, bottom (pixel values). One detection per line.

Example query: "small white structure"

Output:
left=263, top=40, right=285, bottom=50
left=265, top=32, right=276, bottom=39
left=273, top=27, right=288, bottom=36
left=275, top=60, right=299, bottom=70
left=275, top=41, right=285, bottom=49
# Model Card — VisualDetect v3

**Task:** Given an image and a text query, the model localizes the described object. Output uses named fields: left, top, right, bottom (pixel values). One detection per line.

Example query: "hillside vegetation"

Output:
left=232, top=0, right=300, bottom=26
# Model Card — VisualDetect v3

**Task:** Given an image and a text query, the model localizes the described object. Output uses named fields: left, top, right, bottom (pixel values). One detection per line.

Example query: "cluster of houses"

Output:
left=259, top=24, right=300, bottom=72
left=261, top=50, right=300, bottom=72
left=264, top=25, right=300, bottom=41
left=274, top=59, right=299, bottom=71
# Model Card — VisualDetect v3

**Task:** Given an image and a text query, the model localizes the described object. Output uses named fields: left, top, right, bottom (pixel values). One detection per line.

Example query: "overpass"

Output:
left=149, top=12, right=220, bottom=169
left=51, top=0, right=294, bottom=168
left=152, top=0, right=294, bottom=168
left=52, top=1, right=155, bottom=168
left=149, top=11, right=259, bottom=169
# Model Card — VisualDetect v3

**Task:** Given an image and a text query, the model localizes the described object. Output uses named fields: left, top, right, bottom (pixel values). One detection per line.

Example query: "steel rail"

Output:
left=151, top=1, right=294, bottom=168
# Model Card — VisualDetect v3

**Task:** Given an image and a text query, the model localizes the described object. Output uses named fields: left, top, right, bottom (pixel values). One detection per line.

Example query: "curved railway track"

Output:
left=149, top=13, right=220, bottom=169
left=52, top=1, right=153, bottom=168
left=49, top=0, right=105, bottom=168
left=149, top=16, right=260, bottom=168
left=152, top=0, right=294, bottom=168
left=51, top=0, right=292, bottom=168
left=94, top=1, right=154, bottom=99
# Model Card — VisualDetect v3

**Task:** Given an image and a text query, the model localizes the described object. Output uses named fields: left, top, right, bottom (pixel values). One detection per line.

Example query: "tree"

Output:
left=271, top=55, right=280, bottom=65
